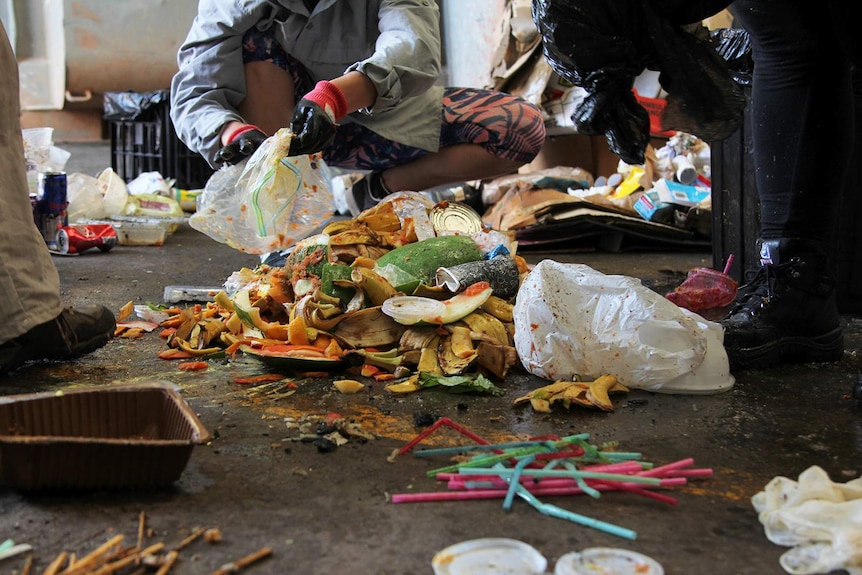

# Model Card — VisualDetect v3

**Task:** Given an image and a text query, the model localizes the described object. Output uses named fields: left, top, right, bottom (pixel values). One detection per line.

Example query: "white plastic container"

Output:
left=432, top=538, right=547, bottom=575
left=554, top=548, right=664, bottom=575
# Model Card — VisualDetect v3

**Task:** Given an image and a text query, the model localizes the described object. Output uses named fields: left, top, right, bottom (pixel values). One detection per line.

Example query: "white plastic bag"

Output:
left=66, top=173, right=107, bottom=221
left=97, top=168, right=130, bottom=217
left=752, top=466, right=862, bottom=575
left=190, top=128, right=333, bottom=254
left=513, top=260, right=734, bottom=394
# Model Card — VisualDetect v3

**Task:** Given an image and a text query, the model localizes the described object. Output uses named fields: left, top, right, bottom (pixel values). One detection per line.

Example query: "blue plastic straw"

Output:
left=503, top=456, right=535, bottom=511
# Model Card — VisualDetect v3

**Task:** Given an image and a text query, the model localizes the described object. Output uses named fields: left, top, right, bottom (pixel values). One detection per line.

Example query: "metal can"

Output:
left=36, top=172, right=68, bottom=250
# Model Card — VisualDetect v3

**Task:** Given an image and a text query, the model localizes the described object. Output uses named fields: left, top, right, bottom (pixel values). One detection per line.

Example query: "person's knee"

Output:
left=504, top=101, right=546, bottom=163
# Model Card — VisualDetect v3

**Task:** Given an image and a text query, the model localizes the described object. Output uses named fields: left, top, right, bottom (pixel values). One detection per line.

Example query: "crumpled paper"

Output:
left=752, top=465, right=862, bottom=574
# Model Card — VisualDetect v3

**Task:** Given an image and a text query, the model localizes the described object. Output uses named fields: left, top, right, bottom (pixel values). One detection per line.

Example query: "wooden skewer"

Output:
left=208, top=547, right=273, bottom=575
left=137, top=511, right=146, bottom=553
left=90, top=552, right=139, bottom=575
left=172, top=527, right=205, bottom=552
left=141, top=543, right=165, bottom=557
left=59, top=534, right=124, bottom=575
left=154, top=550, right=179, bottom=575
left=43, top=551, right=68, bottom=575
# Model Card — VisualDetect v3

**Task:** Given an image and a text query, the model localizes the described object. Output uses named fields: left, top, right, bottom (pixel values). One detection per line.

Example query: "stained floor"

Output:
left=0, top=143, right=860, bottom=575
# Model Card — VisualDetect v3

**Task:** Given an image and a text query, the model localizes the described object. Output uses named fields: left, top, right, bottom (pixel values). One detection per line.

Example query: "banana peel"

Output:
left=385, top=374, right=421, bottom=394
left=513, top=375, right=629, bottom=412
left=480, top=295, right=514, bottom=323
left=460, top=311, right=509, bottom=346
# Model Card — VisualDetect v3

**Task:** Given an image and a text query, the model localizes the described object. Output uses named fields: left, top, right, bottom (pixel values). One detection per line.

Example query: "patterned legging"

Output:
left=242, top=29, right=546, bottom=171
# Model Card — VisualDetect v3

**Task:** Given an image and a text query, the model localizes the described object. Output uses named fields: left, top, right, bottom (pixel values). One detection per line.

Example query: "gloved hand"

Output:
left=215, top=124, right=267, bottom=166
left=287, top=80, right=348, bottom=157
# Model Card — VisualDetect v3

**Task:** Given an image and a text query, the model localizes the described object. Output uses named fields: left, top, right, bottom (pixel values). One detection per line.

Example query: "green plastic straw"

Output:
left=459, top=467, right=662, bottom=486
left=414, top=433, right=590, bottom=458
left=425, top=436, right=587, bottom=477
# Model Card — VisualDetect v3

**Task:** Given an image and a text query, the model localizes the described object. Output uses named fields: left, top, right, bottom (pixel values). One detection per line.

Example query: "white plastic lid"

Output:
left=432, top=538, right=548, bottom=575
left=554, top=548, right=664, bottom=575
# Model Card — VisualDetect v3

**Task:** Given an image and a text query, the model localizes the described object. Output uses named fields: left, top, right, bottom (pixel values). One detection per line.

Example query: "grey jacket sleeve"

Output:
left=170, top=1, right=284, bottom=167
left=346, top=0, right=442, bottom=115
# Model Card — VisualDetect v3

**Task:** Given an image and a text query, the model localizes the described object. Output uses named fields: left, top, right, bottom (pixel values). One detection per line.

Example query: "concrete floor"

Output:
left=1, top=143, right=860, bottom=575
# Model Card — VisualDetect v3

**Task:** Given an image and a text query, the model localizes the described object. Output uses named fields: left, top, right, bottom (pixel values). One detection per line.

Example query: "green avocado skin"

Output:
left=374, top=236, right=482, bottom=286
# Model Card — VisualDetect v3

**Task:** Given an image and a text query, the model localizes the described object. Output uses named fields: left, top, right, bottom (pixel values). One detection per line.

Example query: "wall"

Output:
left=440, top=0, right=509, bottom=89
left=12, top=0, right=198, bottom=111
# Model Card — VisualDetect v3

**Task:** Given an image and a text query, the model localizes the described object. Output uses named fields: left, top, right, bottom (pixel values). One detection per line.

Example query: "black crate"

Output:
left=107, top=91, right=214, bottom=190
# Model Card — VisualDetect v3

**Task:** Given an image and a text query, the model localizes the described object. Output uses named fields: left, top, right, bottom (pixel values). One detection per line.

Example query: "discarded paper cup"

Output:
left=436, top=255, right=520, bottom=298
left=665, top=267, right=738, bottom=313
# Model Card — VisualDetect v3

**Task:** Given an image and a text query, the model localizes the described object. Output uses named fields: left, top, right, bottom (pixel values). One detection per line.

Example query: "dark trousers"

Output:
left=730, top=0, right=858, bottom=242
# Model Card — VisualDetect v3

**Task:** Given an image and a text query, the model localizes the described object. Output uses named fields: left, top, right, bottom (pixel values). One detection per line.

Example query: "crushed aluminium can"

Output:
left=34, top=171, right=68, bottom=250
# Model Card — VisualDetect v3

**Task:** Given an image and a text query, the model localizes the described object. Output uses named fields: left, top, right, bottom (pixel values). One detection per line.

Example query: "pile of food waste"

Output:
left=155, top=193, right=529, bottom=395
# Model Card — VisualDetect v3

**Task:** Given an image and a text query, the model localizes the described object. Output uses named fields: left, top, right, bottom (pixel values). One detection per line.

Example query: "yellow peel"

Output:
left=333, top=379, right=365, bottom=394
left=585, top=374, right=619, bottom=411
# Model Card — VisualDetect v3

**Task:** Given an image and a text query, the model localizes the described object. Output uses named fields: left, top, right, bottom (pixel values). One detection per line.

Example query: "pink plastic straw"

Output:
left=391, top=481, right=681, bottom=505
left=723, top=254, right=735, bottom=275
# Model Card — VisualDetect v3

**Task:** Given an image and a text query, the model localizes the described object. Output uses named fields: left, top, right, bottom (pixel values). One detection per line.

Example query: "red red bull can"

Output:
left=35, top=172, right=68, bottom=250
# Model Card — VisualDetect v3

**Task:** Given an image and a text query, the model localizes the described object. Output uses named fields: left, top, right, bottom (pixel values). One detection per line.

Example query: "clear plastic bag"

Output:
left=513, top=260, right=734, bottom=394
left=189, top=128, right=333, bottom=254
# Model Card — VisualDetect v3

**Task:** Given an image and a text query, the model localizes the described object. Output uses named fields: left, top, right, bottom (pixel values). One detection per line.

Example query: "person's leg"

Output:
left=0, top=20, right=63, bottom=343
left=721, top=0, right=851, bottom=369
left=239, top=61, right=295, bottom=136
left=324, top=87, right=546, bottom=214
left=236, top=28, right=312, bottom=136
left=382, top=88, right=546, bottom=192
left=0, top=20, right=116, bottom=374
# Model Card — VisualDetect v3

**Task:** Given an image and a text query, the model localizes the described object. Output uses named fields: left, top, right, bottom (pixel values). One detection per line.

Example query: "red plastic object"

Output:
left=54, top=223, right=118, bottom=255
left=632, top=89, right=676, bottom=138
left=666, top=267, right=738, bottom=312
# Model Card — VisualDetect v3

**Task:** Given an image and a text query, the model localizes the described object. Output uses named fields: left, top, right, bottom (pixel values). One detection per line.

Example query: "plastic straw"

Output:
left=723, top=254, right=735, bottom=275
left=395, top=417, right=490, bottom=456
left=509, top=481, right=638, bottom=540
left=414, top=434, right=590, bottom=458
left=459, top=467, right=663, bottom=486
left=426, top=436, right=587, bottom=477
left=449, top=476, right=686, bottom=493
left=503, top=457, right=535, bottom=510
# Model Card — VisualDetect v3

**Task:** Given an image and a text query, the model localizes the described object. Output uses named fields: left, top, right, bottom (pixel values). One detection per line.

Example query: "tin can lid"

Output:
left=432, top=538, right=547, bottom=575
left=430, top=203, right=484, bottom=235
left=554, top=548, right=664, bottom=575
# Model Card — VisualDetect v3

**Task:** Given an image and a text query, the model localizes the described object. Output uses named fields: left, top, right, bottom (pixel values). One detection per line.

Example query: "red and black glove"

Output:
left=287, top=80, right=348, bottom=157
left=215, top=124, right=267, bottom=166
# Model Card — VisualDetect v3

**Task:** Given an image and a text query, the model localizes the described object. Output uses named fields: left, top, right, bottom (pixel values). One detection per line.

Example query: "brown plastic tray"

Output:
left=0, top=380, right=211, bottom=491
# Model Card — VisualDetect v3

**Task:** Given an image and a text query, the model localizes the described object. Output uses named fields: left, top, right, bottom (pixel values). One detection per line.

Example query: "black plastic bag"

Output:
left=103, top=90, right=170, bottom=121
left=532, top=0, right=745, bottom=165
left=710, top=27, right=753, bottom=86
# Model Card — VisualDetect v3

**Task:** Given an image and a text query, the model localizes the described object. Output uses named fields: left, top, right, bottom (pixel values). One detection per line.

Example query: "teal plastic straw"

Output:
left=503, top=456, right=535, bottom=511
left=562, top=460, right=601, bottom=498
left=503, top=474, right=637, bottom=539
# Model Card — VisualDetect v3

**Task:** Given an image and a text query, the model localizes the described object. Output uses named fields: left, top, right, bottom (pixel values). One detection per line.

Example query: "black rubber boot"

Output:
left=0, top=304, right=116, bottom=375
left=721, top=238, right=844, bottom=370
